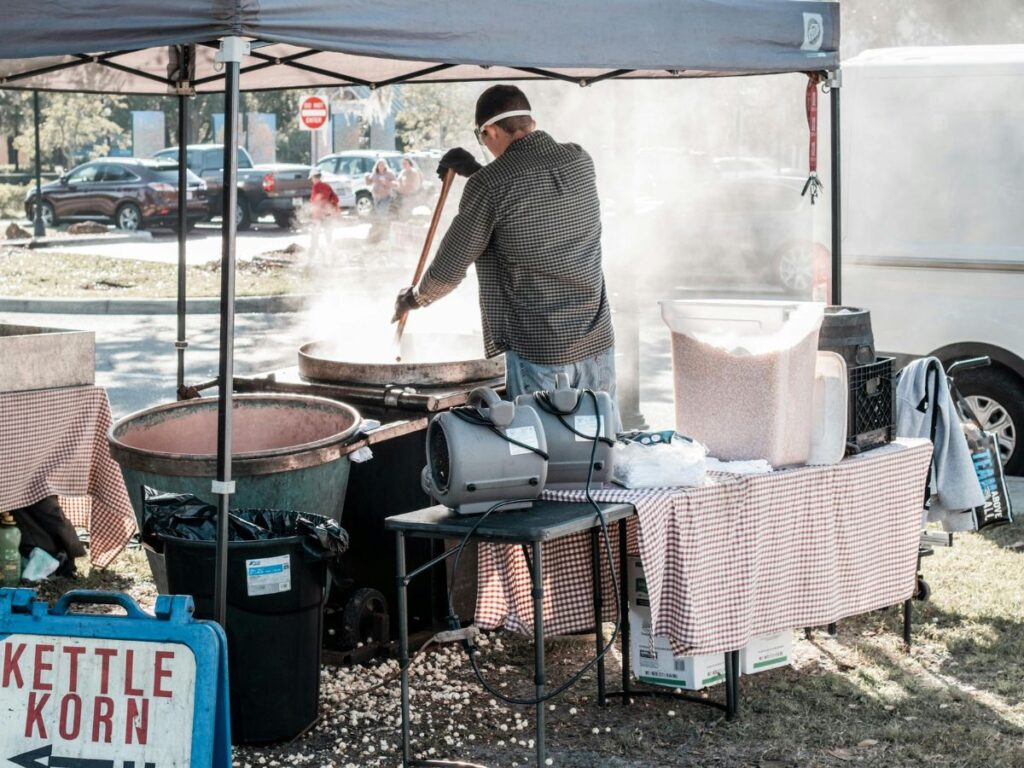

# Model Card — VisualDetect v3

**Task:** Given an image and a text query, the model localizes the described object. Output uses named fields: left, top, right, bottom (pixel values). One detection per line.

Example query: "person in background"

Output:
left=396, top=156, right=423, bottom=216
left=308, top=167, right=339, bottom=261
left=365, top=158, right=397, bottom=215
left=391, top=84, right=616, bottom=401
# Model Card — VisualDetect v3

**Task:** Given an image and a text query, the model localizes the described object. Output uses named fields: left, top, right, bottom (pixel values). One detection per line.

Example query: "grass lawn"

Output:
left=0, top=247, right=307, bottom=298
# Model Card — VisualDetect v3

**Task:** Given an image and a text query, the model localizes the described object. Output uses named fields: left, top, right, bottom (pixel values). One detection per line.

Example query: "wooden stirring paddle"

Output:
left=393, top=167, right=456, bottom=361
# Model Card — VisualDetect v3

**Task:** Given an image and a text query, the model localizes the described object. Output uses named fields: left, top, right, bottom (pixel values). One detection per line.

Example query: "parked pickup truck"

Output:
left=152, top=144, right=310, bottom=230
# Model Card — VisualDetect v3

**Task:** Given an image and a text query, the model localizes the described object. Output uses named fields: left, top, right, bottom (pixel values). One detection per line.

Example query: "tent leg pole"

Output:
left=176, top=92, right=189, bottom=399
left=32, top=91, right=45, bottom=239
left=214, top=39, right=244, bottom=630
left=829, top=73, right=842, bottom=306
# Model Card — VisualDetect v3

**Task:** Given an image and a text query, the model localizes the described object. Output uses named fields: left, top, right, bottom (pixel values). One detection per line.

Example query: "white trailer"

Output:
left=841, top=45, right=1024, bottom=473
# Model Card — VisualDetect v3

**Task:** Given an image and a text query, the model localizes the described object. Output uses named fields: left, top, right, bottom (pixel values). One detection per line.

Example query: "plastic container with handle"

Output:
left=659, top=300, right=825, bottom=467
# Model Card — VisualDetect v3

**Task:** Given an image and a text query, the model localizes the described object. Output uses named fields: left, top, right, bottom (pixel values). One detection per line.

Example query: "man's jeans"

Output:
left=504, top=347, right=617, bottom=400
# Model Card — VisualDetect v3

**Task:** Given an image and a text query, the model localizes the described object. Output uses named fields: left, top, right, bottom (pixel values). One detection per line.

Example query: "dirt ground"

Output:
left=29, top=497, right=1024, bottom=768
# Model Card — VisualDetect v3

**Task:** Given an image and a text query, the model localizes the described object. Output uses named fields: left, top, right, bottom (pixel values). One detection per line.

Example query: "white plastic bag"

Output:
left=21, top=547, right=60, bottom=581
left=612, top=431, right=707, bottom=489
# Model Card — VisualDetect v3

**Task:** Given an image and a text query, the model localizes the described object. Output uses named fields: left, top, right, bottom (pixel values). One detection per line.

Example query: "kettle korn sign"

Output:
left=1, top=635, right=196, bottom=766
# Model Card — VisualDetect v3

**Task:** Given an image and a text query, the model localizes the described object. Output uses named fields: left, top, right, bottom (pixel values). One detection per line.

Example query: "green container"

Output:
left=0, top=513, right=21, bottom=587
left=108, top=394, right=361, bottom=590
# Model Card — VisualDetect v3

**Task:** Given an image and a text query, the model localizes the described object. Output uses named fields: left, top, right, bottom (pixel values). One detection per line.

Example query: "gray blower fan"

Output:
left=422, top=387, right=548, bottom=515
left=515, top=373, right=617, bottom=490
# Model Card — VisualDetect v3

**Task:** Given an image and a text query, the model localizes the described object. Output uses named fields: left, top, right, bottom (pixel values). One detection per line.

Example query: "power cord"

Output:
left=451, top=406, right=551, bottom=460
left=446, top=389, right=622, bottom=705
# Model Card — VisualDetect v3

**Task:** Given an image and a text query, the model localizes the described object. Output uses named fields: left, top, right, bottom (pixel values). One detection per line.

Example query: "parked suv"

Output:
left=24, top=158, right=209, bottom=231
left=607, top=147, right=827, bottom=294
left=153, top=144, right=311, bottom=230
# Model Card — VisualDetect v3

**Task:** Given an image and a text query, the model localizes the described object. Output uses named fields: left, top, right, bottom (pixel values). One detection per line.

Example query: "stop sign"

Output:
left=299, top=96, right=328, bottom=130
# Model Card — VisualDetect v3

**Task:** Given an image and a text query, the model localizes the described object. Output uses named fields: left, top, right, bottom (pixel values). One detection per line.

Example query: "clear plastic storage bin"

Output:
left=659, top=300, right=825, bottom=467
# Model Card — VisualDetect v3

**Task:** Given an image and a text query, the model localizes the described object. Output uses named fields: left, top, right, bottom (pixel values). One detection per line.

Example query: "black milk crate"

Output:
left=846, top=357, right=896, bottom=455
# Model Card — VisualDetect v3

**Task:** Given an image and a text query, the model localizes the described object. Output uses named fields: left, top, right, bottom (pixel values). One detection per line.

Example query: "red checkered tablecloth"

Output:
left=475, top=438, right=933, bottom=655
left=0, top=386, right=136, bottom=568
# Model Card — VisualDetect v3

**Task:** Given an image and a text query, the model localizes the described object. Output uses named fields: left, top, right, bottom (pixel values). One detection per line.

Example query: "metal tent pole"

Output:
left=212, top=37, right=247, bottom=629
left=829, top=70, right=842, bottom=305
left=176, top=91, right=190, bottom=398
left=32, top=91, right=45, bottom=238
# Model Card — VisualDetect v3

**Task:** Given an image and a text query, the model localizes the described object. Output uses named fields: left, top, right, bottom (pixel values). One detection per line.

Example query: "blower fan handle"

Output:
left=468, top=386, right=516, bottom=427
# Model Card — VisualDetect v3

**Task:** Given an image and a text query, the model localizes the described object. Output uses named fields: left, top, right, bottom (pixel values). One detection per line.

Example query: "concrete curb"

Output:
left=5, top=232, right=154, bottom=249
left=0, top=293, right=313, bottom=315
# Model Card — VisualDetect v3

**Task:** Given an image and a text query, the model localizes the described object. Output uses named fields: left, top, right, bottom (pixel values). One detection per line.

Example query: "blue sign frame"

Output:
left=0, top=588, right=231, bottom=768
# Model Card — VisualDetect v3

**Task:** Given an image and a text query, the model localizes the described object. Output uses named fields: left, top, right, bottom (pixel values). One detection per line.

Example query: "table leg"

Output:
left=903, top=598, right=912, bottom=650
left=591, top=528, right=606, bottom=706
left=827, top=622, right=837, bottom=636
left=725, top=650, right=740, bottom=721
left=532, top=540, right=546, bottom=766
left=397, top=532, right=411, bottom=768
left=619, top=518, right=631, bottom=704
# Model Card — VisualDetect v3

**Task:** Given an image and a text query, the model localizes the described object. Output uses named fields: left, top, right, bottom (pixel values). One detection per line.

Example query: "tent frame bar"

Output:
left=0, top=41, right=815, bottom=93
left=828, top=70, right=842, bottom=304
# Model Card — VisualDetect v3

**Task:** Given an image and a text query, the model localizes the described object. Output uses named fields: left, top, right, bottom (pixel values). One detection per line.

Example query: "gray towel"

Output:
left=895, top=358, right=984, bottom=531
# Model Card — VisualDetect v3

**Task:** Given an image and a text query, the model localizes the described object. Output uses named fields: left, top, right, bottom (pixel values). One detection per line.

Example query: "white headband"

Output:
left=480, top=109, right=533, bottom=128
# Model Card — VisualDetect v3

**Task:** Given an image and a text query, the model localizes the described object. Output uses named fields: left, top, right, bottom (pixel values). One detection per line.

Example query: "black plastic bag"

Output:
left=141, top=487, right=350, bottom=559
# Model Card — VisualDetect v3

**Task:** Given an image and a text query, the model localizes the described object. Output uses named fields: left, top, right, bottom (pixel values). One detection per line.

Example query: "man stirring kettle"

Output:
left=392, top=84, right=616, bottom=400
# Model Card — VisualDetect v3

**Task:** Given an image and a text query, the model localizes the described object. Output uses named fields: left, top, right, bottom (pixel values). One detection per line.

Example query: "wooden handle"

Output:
left=395, top=167, right=457, bottom=344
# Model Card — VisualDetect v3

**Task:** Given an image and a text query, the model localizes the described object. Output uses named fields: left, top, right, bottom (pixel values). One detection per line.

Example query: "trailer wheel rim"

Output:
left=965, top=394, right=1016, bottom=464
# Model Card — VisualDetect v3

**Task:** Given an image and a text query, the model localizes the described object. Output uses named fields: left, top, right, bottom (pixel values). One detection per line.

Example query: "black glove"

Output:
left=437, top=147, right=482, bottom=180
left=392, top=287, right=420, bottom=323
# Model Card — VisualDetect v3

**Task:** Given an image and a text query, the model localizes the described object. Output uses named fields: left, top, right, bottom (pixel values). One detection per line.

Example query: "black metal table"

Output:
left=386, top=500, right=740, bottom=767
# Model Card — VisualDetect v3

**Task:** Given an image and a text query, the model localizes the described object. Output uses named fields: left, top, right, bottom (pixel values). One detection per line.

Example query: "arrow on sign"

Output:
left=8, top=746, right=155, bottom=768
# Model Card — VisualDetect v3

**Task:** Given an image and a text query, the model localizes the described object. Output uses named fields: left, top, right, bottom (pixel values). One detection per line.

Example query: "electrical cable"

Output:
left=444, top=389, right=622, bottom=706
left=533, top=389, right=617, bottom=447
left=451, top=406, right=550, bottom=460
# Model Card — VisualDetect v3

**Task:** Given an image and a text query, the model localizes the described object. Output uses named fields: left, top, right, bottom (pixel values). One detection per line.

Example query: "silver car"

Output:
left=315, top=150, right=404, bottom=216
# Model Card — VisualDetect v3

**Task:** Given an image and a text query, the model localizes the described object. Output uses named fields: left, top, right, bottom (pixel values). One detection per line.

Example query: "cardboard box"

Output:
left=627, top=556, right=650, bottom=608
left=0, top=324, right=95, bottom=393
left=740, top=630, right=793, bottom=674
left=629, top=606, right=726, bottom=690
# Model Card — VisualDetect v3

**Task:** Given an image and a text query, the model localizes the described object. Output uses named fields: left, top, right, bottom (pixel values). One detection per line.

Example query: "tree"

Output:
left=14, top=93, right=127, bottom=169
left=0, top=91, right=32, bottom=170
left=395, top=83, right=480, bottom=150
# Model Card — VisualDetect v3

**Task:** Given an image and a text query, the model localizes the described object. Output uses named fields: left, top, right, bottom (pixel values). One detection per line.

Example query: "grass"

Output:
left=0, top=247, right=307, bottom=298
left=32, top=496, right=1024, bottom=768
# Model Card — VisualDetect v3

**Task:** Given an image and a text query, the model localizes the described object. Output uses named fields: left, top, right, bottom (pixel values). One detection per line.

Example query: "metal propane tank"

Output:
left=422, top=387, right=548, bottom=515
left=516, top=373, right=617, bottom=490
left=0, top=512, right=22, bottom=587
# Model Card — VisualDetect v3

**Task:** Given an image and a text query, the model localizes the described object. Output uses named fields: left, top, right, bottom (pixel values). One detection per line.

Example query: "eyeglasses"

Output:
left=474, top=125, right=487, bottom=146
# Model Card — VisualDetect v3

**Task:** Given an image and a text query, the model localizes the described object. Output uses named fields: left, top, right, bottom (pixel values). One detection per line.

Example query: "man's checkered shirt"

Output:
left=415, top=130, right=614, bottom=365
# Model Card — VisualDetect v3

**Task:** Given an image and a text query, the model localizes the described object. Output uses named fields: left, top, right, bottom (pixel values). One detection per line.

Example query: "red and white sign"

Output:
left=299, top=96, right=329, bottom=131
left=1, top=635, right=196, bottom=766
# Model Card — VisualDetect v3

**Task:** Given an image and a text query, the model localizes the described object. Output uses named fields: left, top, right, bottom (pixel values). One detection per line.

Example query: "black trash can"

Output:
left=163, top=535, right=326, bottom=743
left=142, top=490, right=348, bottom=744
